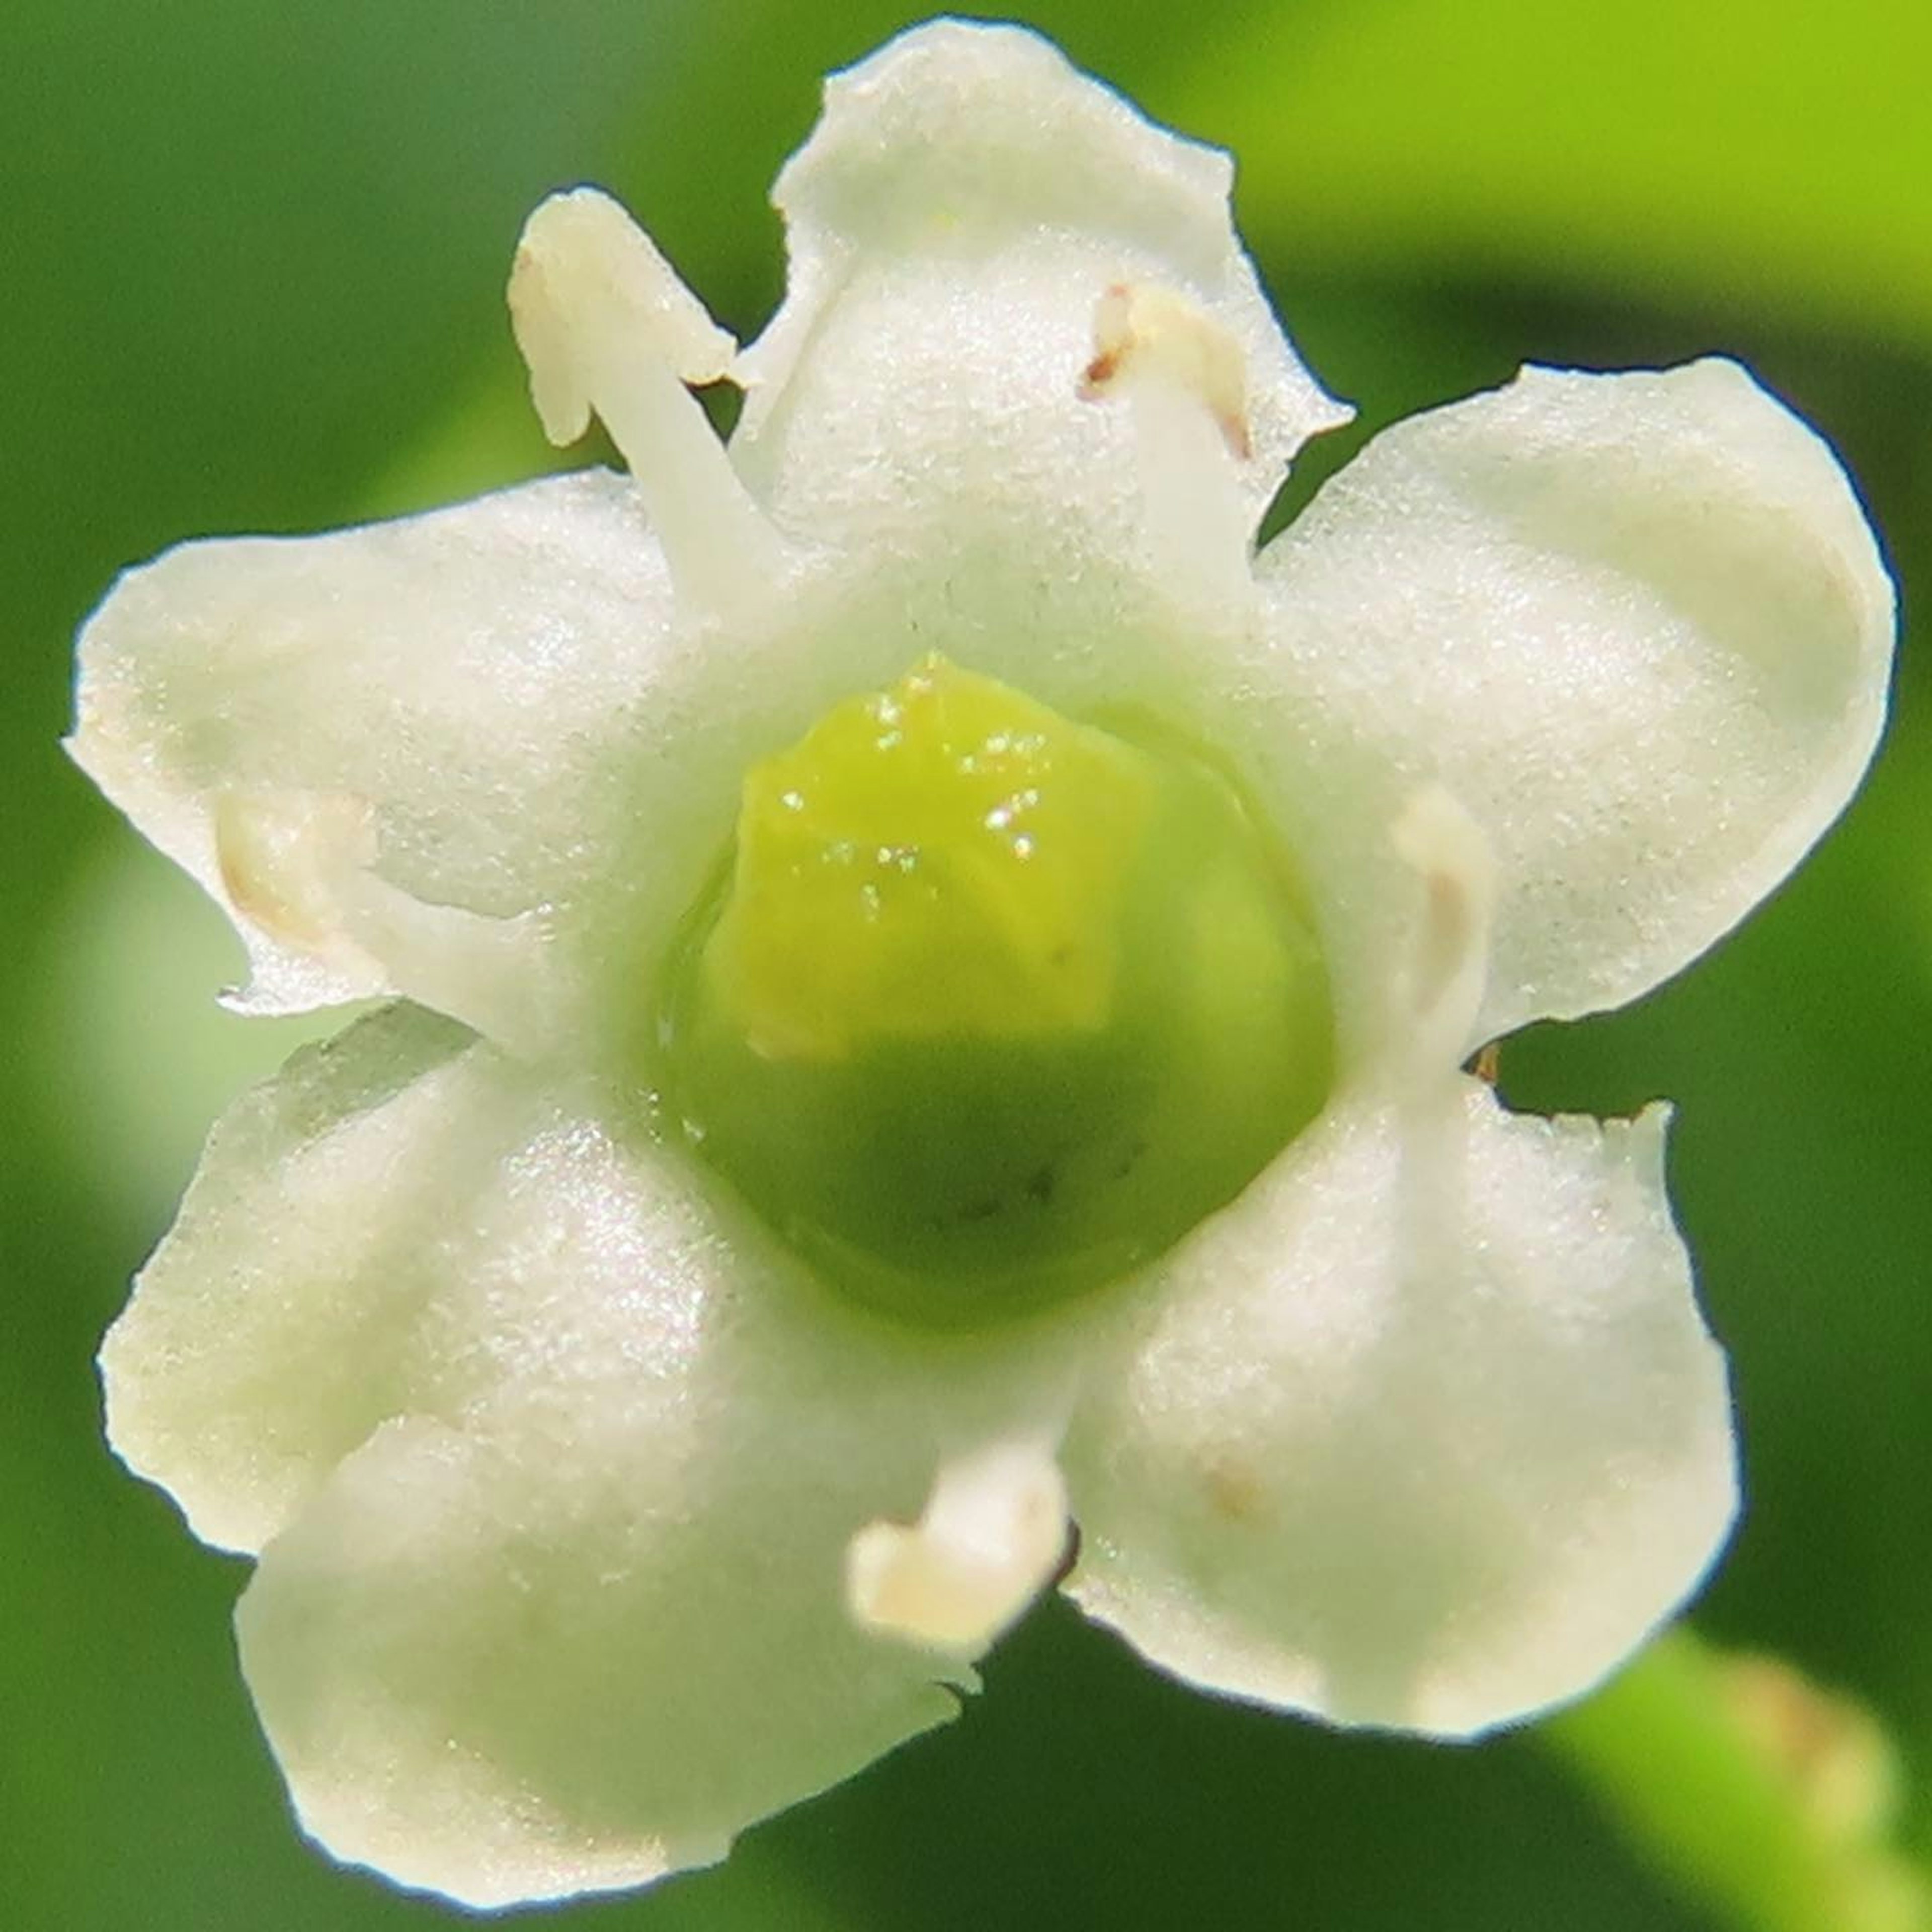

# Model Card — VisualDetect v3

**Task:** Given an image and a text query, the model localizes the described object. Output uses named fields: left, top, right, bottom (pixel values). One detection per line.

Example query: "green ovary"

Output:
left=662, top=656, right=1333, bottom=1327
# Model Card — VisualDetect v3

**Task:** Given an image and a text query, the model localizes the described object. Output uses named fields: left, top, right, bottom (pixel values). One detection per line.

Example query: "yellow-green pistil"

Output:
left=663, top=657, right=1334, bottom=1326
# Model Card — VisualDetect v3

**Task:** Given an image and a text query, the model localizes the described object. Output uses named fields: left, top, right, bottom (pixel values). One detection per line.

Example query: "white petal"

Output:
left=68, top=471, right=677, bottom=1040
left=1062, top=1079, right=1737, bottom=1736
left=1251, top=359, right=1894, bottom=1042
left=235, top=1404, right=955, bottom=1909
left=99, top=1003, right=505, bottom=1553
left=224, top=1107, right=1082, bottom=1908
left=731, top=21, right=1348, bottom=601
left=104, top=998, right=1089, bottom=1904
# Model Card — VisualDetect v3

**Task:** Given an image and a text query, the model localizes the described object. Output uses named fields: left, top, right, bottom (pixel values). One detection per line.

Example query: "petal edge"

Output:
left=1252, top=358, right=1894, bottom=1042
left=1064, top=1081, right=1737, bottom=1736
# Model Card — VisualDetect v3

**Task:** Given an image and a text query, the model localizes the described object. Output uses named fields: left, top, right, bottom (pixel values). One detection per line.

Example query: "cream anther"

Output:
left=846, top=1438, right=1069, bottom=1652
left=1078, top=280, right=1257, bottom=618
left=215, top=788, right=381, bottom=965
left=1080, top=281, right=1251, bottom=459
left=509, top=188, right=781, bottom=615
left=214, top=787, right=556, bottom=1053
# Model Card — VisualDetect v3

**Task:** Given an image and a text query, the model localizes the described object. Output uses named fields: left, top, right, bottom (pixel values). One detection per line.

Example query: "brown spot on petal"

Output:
left=1078, top=348, right=1121, bottom=397
left=1201, top=1450, right=1269, bottom=1525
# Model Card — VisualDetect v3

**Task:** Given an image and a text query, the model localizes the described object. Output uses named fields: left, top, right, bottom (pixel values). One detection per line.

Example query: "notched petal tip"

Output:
left=509, top=187, right=738, bottom=447
left=779, top=19, right=1232, bottom=250
left=733, top=16, right=1349, bottom=561
left=1664, top=354, right=1896, bottom=653
left=847, top=1438, right=1070, bottom=1654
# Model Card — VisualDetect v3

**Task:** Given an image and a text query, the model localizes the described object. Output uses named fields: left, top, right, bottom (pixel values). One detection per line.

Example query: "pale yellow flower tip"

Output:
left=509, top=186, right=737, bottom=445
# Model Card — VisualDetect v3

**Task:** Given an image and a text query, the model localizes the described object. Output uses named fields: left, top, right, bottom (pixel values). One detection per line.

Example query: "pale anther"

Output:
left=1079, top=281, right=1252, bottom=459
left=215, top=787, right=555, bottom=1052
left=215, top=788, right=381, bottom=965
left=1078, top=280, right=1258, bottom=618
left=509, top=188, right=783, bottom=615
left=846, top=1437, right=1070, bottom=1652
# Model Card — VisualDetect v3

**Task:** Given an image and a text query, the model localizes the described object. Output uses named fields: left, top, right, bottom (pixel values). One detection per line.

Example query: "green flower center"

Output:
left=660, top=656, right=1333, bottom=1327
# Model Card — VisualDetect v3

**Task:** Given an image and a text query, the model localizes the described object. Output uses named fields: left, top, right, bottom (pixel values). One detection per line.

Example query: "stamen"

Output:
left=1080, top=281, right=1251, bottom=459
left=347, top=876, right=555, bottom=1058
left=1077, top=280, right=1255, bottom=618
left=215, top=788, right=380, bottom=962
left=509, top=188, right=783, bottom=617
left=1389, top=784, right=1498, bottom=1075
left=846, top=1437, right=1070, bottom=1651
left=214, top=788, right=555, bottom=1053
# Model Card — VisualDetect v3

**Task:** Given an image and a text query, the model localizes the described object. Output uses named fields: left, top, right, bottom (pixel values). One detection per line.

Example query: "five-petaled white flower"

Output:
left=71, top=19, right=1893, bottom=1912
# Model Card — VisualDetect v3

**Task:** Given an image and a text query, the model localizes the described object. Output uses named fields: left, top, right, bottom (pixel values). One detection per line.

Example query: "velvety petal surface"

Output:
left=231, top=1114, right=1087, bottom=1909
left=241, top=1409, right=946, bottom=1910
left=731, top=21, right=1349, bottom=583
left=69, top=472, right=679, bottom=1035
left=103, top=996, right=1089, bottom=1905
left=237, top=1401, right=961, bottom=1908
left=1249, top=359, right=1893, bottom=1044
left=100, top=1003, right=494, bottom=1554
left=1062, top=1079, right=1737, bottom=1736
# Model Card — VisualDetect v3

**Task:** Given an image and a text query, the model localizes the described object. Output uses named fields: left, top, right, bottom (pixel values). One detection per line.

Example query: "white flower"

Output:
left=69, top=19, right=1893, bottom=1913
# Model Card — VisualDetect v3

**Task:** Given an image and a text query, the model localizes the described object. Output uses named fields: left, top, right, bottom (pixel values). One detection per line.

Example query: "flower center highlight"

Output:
left=661, top=656, right=1334, bottom=1326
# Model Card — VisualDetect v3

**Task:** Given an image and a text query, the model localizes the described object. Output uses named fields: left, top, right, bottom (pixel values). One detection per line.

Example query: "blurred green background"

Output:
left=4, top=3, right=1928, bottom=1928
